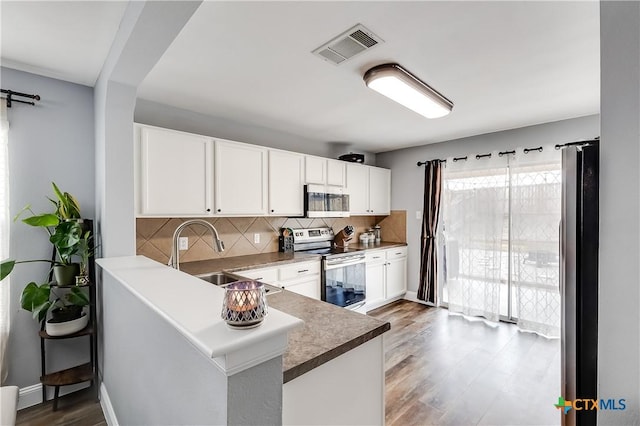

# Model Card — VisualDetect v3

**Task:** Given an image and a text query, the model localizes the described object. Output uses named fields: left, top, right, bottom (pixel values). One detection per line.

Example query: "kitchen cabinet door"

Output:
left=346, top=163, right=369, bottom=215
left=369, top=167, right=391, bottom=215
left=138, top=125, right=213, bottom=216
left=326, top=159, right=346, bottom=187
left=282, top=275, right=321, bottom=300
left=269, top=150, right=304, bottom=216
left=215, top=140, right=268, bottom=215
left=386, top=256, right=407, bottom=299
left=365, top=254, right=386, bottom=309
left=305, top=156, right=326, bottom=185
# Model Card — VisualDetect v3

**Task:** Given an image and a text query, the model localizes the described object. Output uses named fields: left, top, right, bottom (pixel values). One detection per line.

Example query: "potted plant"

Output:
left=0, top=182, right=93, bottom=335
left=13, top=182, right=84, bottom=286
left=20, top=281, right=89, bottom=336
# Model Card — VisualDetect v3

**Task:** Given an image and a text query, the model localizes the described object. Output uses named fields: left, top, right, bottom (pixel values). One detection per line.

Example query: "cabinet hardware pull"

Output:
left=206, top=208, right=211, bottom=212
left=298, top=269, right=309, bottom=273
left=217, top=209, right=221, bottom=212
left=373, top=256, right=380, bottom=259
left=255, top=277, right=263, bottom=280
left=271, top=209, right=274, bottom=213
left=395, top=252, right=402, bottom=255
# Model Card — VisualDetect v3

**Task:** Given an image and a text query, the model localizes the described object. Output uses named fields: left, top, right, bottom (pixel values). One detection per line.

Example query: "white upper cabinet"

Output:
left=346, top=163, right=369, bottom=215
left=269, top=150, right=304, bottom=216
left=215, top=140, right=268, bottom=215
left=305, top=156, right=345, bottom=187
left=346, top=164, right=391, bottom=216
left=369, top=167, right=391, bottom=215
left=305, top=155, right=327, bottom=184
left=326, top=159, right=346, bottom=187
left=135, top=124, right=390, bottom=218
left=137, top=125, right=213, bottom=216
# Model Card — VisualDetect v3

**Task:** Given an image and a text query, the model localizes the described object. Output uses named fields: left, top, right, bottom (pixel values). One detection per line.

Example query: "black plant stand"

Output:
left=38, top=219, right=98, bottom=411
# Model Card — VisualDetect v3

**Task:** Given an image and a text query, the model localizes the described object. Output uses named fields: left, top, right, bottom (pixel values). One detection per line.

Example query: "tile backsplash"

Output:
left=136, top=211, right=407, bottom=264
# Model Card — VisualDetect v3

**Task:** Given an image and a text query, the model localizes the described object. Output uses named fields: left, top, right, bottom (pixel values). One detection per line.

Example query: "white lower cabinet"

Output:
left=235, top=260, right=321, bottom=300
left=365, top=246, right=407, bottom=311
left=365, top=251, right=386, bottom=309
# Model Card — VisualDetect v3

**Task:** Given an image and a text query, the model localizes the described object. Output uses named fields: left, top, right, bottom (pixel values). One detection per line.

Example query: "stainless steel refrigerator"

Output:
left=560, top=142, right=599, bottom=426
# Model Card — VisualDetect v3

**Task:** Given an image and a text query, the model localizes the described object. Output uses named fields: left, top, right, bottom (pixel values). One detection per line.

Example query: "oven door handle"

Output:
left=324, top=258, right=366, bottom=269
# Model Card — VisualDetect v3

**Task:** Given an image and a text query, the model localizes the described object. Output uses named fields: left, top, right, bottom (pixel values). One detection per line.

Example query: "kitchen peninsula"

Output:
left=96, top=254, right=389, bottom=425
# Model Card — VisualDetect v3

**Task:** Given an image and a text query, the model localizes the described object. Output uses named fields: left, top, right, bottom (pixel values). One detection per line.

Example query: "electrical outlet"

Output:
left=179, top=237, right=189, bottom=250
left=253, top=233, right=260, bottom=244
left=416, top=211, right=422, bottom=220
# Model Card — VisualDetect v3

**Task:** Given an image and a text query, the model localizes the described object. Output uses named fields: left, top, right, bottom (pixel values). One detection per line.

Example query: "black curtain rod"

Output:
left=417, top=137, right=600, bottom=166
left=0, top=89, right=41, bottom=108
left=554, top=137, right=599, bottom=150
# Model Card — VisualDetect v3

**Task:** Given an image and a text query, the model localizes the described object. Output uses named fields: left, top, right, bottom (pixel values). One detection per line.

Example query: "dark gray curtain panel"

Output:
left=417, top=160, right=442, bottom=303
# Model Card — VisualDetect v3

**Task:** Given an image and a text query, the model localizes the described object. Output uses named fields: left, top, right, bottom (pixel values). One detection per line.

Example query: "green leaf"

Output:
left=13, top=205, right=32, bottom=223
left=67, top=287, right=89, bottom=306
left=50, top=221, right=82, bottom=249
left=0, top=260, right=15, bottom=281
left=20, top=282, right=52, bottom=321
left=23, top=213, right=59, bottom=227
left=51, top=181, right=65, bottom=205
left=51, top=182, right=81, bottom=219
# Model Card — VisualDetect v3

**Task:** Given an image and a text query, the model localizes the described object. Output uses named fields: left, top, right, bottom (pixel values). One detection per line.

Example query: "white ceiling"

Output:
left=1, top=1, right=600, bottom=153
left=0, top=1, right=128, bottom=86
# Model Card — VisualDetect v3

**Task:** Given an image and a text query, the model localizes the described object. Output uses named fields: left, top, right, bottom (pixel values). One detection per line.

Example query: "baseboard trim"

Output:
left=100, top=383, right=118, bottom=426
left=17, top=384, right=42, bottom=410
left=404, top=291, right=436, bottom=307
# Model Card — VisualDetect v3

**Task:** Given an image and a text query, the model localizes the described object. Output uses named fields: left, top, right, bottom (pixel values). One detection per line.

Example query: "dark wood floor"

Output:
left=16, top=387, right=105, bottom=426
left=368, top=300, right=560, bottom=426
left=17, top=300, right=559, bottom=426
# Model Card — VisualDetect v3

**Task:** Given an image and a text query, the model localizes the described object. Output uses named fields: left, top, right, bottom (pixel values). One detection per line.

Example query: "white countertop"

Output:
left=97, top=255, right=304, bottom=375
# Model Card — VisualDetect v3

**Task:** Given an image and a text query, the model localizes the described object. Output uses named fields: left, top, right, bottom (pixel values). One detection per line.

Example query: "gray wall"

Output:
left=101, top=269, right=283, bottom=425
left=2, top=67, right=95, bottom=388
left=599, top=2, right=640, bottom=423
left=376, top=114, right=599, bottom=294
left=135, top=98, right=378, bottom=165
left=101, top=271, right=227, bottom=425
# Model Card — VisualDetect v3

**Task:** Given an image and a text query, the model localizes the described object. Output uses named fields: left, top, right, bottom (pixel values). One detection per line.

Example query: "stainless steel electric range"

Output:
left=284, top=227, right=366, bottom=310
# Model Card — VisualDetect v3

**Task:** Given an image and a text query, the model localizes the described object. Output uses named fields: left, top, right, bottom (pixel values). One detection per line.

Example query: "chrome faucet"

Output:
left=168, top=219, right=225, bottom=270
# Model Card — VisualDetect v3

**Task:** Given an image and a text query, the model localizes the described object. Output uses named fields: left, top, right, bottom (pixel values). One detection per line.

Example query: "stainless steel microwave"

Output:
left=304, top=184, right=350, bottom=218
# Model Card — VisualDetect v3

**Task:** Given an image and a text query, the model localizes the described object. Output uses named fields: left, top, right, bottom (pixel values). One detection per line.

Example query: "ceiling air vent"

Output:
left=312, top=24, right=383, bottom=65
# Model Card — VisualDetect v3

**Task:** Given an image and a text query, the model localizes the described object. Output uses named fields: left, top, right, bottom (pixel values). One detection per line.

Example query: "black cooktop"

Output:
left=303, top=246, right=362, bottom=256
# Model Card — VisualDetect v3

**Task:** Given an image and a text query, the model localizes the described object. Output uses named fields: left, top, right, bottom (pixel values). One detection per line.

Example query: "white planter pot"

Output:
left=46, top=313, right=89, bottom=336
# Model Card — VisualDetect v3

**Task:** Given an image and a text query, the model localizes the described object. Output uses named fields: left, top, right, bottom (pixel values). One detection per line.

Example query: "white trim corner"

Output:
left=17, top=383, right=42, bottom=410
left=99, top=382, right=118, bottom=426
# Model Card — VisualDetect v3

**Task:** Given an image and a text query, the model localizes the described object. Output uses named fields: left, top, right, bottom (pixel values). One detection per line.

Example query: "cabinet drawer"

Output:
left=279, top=261, right=320, bottom=281
left=366, top=251, right=386, bottom=263
left=237, top=267, right=278, bottom=283
left=386, top=246, right=407, bottom=260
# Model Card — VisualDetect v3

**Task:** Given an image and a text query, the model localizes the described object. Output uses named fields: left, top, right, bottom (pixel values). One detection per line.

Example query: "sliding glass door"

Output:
left=438, top=147, right=561, bottom=336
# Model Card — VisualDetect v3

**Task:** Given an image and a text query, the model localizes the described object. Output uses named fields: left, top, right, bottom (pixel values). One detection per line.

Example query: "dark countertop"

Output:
left=180, top=250, right=393, bottom=383
left=179, top=251, right=321, bottom=276
left=267, top=290, right=390, bottom=383
left=345, top=241, right=407, bottom=251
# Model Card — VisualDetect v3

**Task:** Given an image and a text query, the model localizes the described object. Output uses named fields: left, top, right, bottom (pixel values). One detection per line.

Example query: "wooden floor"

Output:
left=17, top=300, right=559, bottom=426
left=368, top=300, right=560, bottom=426
left=16, top=387, right=105, bottom=426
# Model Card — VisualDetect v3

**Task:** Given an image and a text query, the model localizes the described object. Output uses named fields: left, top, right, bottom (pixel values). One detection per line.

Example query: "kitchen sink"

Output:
left=195, top=272, right=282, bottom=295
left=196, top=272, right=238, bottom=286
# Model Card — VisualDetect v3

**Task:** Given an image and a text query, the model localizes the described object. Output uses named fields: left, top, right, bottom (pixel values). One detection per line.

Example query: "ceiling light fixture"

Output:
left=363, top=63, right=453, bottom=119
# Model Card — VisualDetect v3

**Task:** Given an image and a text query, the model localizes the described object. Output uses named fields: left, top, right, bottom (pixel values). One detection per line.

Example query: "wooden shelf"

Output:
left=39, top=325, right=94, bottom=340
left=40, top=363, right=94, bottom=387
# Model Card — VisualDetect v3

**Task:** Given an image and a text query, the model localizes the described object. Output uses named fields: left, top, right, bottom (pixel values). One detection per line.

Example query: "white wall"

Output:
left=598, top=2, right=640, bottom=423
left=2, top=67, right=95, bottom=388
left=135, top=98, right=378, bottom=165
left=376, top=114, right=599, bottom=294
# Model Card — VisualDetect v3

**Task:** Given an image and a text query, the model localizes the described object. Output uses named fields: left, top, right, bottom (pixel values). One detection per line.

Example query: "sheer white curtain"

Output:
left=509, top=147, right=561, bottom=337
left=0, top=98, right=9, bottom=383
left=440, top=152, right=508, bottom=322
